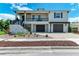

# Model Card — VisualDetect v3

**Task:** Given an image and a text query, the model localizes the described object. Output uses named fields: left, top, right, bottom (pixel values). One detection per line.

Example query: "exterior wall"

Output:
left=31, top=24, right=36, bottom=32
left=18, top=14, right=24, bottom=20
left=26, top=14, right=31, bottom=18
left=48, top=11, right=68, bottom=22
left=31, top=13, right=48, bottom=18
left=63, top=24, right=68, bottom=32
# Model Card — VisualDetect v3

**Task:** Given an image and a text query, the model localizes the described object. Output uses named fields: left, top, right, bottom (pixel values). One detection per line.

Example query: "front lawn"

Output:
left=0, top=31, right=6, bottom=35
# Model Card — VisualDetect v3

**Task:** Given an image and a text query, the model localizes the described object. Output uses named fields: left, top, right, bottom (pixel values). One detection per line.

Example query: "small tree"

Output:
left=0, top=19, right=10, bottom=33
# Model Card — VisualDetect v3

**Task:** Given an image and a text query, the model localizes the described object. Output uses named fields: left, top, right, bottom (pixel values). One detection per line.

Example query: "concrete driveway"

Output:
left=36, top=33, right=79, bottom=39
left=0, top=33, right=79, bottom=45
left=36, top=33, right=79, bottom=45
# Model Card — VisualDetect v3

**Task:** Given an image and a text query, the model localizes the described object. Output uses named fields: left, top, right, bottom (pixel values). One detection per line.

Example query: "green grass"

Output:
left=0, top=31, right=6, bottom=35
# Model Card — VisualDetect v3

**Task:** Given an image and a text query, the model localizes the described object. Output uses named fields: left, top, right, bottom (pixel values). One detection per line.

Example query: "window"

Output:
left=54, top=12, right=63, bottom=18
left=32, top=15, right=35, bottom=20
left=37, top=15, right=42, bottom=21
left=38, top=15, right=41, bottom=19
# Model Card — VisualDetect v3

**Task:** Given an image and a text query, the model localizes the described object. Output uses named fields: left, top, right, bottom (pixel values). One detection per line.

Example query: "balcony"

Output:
left=26, top=18, right=48, bottom=21
left=24, top=18, right=48, bottom=24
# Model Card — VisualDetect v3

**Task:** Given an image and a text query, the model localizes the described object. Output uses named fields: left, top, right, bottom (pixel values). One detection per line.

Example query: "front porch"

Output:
left=24, top=24, right=49, bottom=32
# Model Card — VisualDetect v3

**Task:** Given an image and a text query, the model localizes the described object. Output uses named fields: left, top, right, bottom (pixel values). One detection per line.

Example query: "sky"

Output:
left=0, top=3, right=79, bottom=22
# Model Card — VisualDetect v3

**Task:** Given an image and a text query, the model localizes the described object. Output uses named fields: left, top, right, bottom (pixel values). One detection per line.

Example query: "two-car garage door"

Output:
left=53, top=24, right=63, bottom=32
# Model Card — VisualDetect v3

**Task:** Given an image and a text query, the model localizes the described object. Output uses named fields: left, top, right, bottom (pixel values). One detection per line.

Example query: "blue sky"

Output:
left=0, top=3, right=79, bottom=22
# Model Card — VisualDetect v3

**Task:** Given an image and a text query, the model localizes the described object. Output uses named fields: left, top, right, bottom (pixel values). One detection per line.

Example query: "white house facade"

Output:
left=10, top=9, right=70, bottom=33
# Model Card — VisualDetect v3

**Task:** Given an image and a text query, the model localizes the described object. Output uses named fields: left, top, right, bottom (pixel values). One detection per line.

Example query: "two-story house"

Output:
left=10, top=8, right=69, bottom=34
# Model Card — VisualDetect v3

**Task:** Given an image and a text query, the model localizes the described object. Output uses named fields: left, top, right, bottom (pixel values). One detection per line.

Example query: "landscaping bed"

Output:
left=0, top=33, right=52, bottom=39
left=0, top=41, right=78, bottom=47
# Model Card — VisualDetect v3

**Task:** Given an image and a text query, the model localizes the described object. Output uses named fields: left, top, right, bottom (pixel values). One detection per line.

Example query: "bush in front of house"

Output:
left=68, top=26, right=71, bottom=32
left=71, top=27, right=78, bottom=33
left=14, top=32, right=26, bottom=37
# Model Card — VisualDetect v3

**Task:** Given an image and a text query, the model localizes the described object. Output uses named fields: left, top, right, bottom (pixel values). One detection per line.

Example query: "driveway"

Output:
left=36, top=33, right=79, bottom=45
left=0, top=33, right=79, bottom=45
left=36, top=33, right=79, bottom=39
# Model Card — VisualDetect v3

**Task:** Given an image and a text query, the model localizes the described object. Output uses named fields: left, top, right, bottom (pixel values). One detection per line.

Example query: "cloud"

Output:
left=10, top=3, right=32, bottom=10
left=71, top=8, right=76, bottom=11
left=0, top=13, right=15, bottom=20
left=69, top=17, right=79, bottom=22
left=13, top=6, right=32, bottom=10
left=69, top=3, right=79, bottom=11
left=18, top=3, right=28, bottom=6
left=70, top=3, right=75, bottom=5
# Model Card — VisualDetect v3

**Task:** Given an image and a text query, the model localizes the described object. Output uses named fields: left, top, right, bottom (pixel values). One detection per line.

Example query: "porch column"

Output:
left=51, top=24, right=53, bottom=32
left=24, top=11, right=26, bottom=23
left=31, top=24, right=33, bottom=32
left=45, top=24, right=48, bottom=32
left=48, top=24, right=50, bottom=32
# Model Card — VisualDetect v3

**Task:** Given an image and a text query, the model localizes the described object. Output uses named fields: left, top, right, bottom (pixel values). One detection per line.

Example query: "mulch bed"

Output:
left=0, top=41, right=78, bottom=47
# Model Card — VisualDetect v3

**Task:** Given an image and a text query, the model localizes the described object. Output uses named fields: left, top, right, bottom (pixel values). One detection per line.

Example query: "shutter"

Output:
left=61, top=13, right=63, bottom=18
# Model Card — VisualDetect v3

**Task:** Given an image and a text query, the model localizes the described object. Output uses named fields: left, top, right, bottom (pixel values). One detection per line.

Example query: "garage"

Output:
left=53, top=24, right=63, bottom=32
left=36, top=25, right=45, bottom=32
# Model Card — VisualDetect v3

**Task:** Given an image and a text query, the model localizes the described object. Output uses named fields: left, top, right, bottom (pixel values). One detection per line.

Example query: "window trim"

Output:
left=54, top=12, right=63, bottom=18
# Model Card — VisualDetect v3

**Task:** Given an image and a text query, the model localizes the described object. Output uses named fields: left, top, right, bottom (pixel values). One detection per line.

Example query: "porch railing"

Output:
left=26, top=18, right=48, bottom=21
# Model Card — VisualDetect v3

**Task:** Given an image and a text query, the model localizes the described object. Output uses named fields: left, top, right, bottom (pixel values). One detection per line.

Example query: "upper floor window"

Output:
left=54, top=12, right=63, bottom=18
left=37, top=15, right=42, bottom=21
left=32, top=15, right=35, bottom=20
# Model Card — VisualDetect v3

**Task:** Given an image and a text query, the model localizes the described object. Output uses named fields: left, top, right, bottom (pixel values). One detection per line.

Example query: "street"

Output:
left=0, top=46, right=79, bottom=56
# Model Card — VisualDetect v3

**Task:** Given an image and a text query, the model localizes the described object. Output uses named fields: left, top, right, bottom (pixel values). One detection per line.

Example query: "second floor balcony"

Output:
left=24, top=18, right=48, bottom=24
left=26, top=18, right=48, bottom=21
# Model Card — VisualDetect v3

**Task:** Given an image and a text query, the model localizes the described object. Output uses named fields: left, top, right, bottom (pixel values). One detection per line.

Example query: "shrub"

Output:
left=68, top=26, right=71, bottom=32
left=71, top=27, right=78, bottom=33
left=15, top=32, right=26, bottom=36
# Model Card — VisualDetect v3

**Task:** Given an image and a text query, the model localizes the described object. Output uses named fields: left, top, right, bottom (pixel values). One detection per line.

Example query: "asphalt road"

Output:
left=0, top=47, right=79, bottom=56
